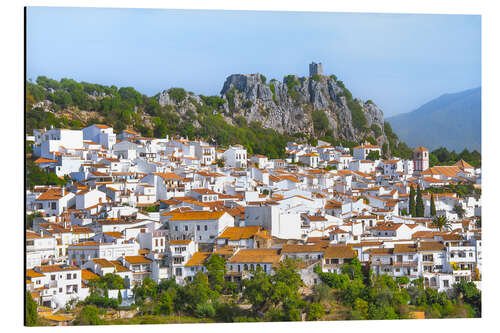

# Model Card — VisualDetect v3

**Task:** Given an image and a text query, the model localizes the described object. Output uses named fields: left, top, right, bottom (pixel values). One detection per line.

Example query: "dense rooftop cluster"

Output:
left=25, top=124, right=482, bottom=324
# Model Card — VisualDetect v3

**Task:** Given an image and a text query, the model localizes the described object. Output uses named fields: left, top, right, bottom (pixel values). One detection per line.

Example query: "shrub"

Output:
left=347, top=98, right=367, bottom=130
left=367, top=150, right=380, bottom=161
left=200, top=95, right=226, bottom=109
left=168, top=88, right=187, bottom=103
left=284, top=75, right=301, bottom=103
left=85, top=294, right=119, bottom=309
left=312, top=110, right=330, bottom=134
left=269, top=84, right=277, bottom=102
left=225, top=88, right=236, bottom=108
left=395, top=276, right=410, bottom=286
left=194, top=303, right=216, bottom=318
left=371, top=124, right=382, bottom=138
left=74, top=305, right=104, bottom=325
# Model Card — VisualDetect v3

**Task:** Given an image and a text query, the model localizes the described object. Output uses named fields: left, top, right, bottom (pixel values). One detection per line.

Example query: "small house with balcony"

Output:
left=28, top=265, right=90, bottom=309
left=33, top=187, right=75, bottom=217
left=227, top=248, right=282, bottom=281
left=121, top=255, right=153, bottom=285
left=281, top=244, right=325, bottom=262
left=184, top=252, right=211, bottom=282
left=162, top=210, right=234, bottom=246
left=216, top=226, right=271, bottom=249
left=26, top=231, right=57, bottom=268
left=168, top=239, right=198, bottom=284
left=321, top=245, right=356, bottom=274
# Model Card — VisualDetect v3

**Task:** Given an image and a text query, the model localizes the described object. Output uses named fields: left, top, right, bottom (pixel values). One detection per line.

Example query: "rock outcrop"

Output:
left=218, top=73, right=390, bottom=148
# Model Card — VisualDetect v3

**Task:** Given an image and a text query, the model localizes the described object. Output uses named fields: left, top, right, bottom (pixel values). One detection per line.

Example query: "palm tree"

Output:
left=432, top=215, right=452, bottom=231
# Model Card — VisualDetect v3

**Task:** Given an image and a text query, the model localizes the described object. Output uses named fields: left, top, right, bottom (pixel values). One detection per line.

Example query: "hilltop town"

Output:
left=25, top=120, right=482, bottom=325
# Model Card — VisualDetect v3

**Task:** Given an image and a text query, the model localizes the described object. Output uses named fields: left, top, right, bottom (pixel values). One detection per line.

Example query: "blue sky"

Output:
left=26, top=7, right=481, bottom=116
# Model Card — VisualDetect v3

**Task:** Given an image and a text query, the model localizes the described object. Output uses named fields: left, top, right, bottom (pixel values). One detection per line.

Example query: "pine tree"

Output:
left=430, top=194, right=436, bottom=216
left=409, top=186, right=416, bottom=217
left=416, top=186, right=424, bottom=217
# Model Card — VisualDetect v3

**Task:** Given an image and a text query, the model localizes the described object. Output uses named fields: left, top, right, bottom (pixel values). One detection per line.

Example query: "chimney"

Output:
left=61, top=186, right=65, bottom=197
left=40, top=229, right=44, bottom=237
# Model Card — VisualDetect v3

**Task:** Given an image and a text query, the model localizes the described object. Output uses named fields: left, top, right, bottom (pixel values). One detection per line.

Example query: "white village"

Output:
left=25, top=123, right=482, bottom=323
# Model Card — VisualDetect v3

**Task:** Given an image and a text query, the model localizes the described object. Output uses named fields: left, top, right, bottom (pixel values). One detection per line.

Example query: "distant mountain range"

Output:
left=386, top=87, right=481, bottom=152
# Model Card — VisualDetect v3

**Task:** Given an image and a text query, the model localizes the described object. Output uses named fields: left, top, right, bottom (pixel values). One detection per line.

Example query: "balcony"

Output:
left=26, top=247, right=55, bottom=253
left=166, top=185, right=184, bottom=190
left=392, top=261, right=418, bottom=267
left=370, top=261, right=392, bottom=266
left=46, top=281, right=58, bottom=289
left=453, top=270, right=471, bottom=277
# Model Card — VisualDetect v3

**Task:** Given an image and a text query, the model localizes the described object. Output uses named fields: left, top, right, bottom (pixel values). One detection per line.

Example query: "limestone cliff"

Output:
left=216, top=73, right=392, bottom=149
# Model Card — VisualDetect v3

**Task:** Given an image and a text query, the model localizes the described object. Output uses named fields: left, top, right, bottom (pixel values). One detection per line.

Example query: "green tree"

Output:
left=429, top=153, right=439, bottom=167
left=409, top=186, right=416, bottom=217
left=26, top=161, right=66, bottom=189
left=242, top=266, right=273, bottom=313
left=350, top=298, right=369, bottom=320
left=25, top=291, right=38, bottom=326
left=311, top=283, right=333, bottom=303
left=74, top=305, right=104, bottom=325
left=183, top=271, right=215, bottom=313
left=167, top=88, right=187, bottom=103
left=367, top=150, right=380, bottom=161
left=453, top=203, right=466, bottom=219
left=26, top=211, right=42, bottom=229
left=395, top=276, right=410, bottom=287
left=307, top=302, right=325, bottom=321
left=415, top=186, right=424, bottom=217
left=453, top=280, right=481, bottom=317
left=341, top=278, right=366, bottom=306
left=155, top=291, right=173, bottom=315
left=312, top=110, right=330, bottom=135
left=370, top=124, right=382, bottom=138
left=432, top=216, right=452, bottom=232
left=476, top=217, right=481, bottom=229
left=430, top=194, right=437, bottom=216
left=341, top=257, right=363, bottom=281
left=99, top=273, right=125, bottom=290
left=133, top=277, right=158, bottom=305
left=204, top=255, right=227, bottom=294
left=267, top=259, right=305, bottom=320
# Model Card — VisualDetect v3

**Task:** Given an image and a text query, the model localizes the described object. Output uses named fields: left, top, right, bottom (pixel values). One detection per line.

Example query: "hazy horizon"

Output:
left=27, top=7, right=481, bottom=117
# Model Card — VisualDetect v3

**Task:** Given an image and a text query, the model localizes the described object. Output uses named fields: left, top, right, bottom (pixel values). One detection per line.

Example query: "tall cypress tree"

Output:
left=416, top=186, right=424, bottom=217
left=409, top=185, right=416, bottom=217
left=430, top=194, right=436, bottom=216
left=25, top=291, right=38, bottom=326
